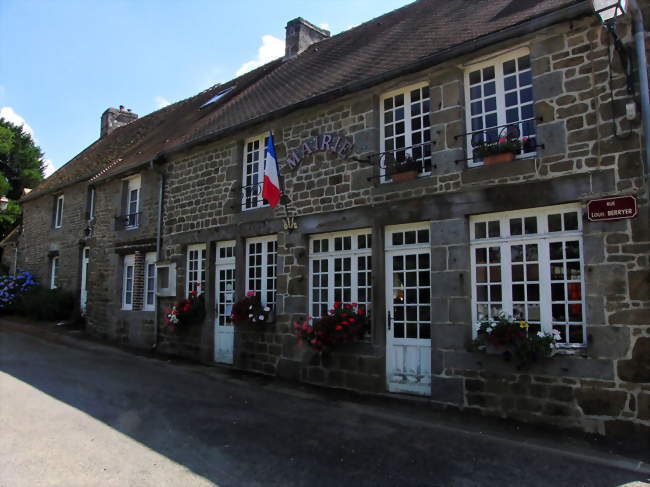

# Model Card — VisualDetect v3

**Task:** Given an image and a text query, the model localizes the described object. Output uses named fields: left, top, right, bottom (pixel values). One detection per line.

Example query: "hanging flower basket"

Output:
left=230, top=292, right=273, bottom=326
left=164, top=288, right=206, bottom=332
left=293, top=302, right=369, bottom=353
left=471, top=313, right=560, bottom=370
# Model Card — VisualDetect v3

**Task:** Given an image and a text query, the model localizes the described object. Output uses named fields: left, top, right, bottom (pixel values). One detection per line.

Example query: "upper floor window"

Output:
left=144, top=252, right=157, bottom=311
left=186, top=244, right=206, bottom=297
left=464, top=48, right=536, bottom=166
left=50, top=256, right=59, bottom=289
left=470, top=204, right=585, bottom=347
left=125, top=175, right=141, bottom=229
left=246, top=235, right=277, bottom=309
left=54, top=195, right=64, bottom=228
left=122, top=254, right=135, bottom=310
left=242, top=135, right=269, bottom=210
left=380, top=83, right=431, bottom=181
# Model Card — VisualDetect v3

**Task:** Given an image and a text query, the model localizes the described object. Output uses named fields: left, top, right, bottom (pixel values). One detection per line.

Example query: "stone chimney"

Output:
left=284, top=18, right=330, bottom=59
left=100, top=106, right=138, bottom=138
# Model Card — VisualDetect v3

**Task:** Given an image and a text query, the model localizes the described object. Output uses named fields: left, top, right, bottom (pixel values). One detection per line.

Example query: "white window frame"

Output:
left=186, top=244, right=206, bottom=297
left=88, top=187, right=96, bottom=220
left=50, top=256, right=59, bottom=289
left=144, top=252, right=157, bottom=311
left=379, top=81, right=432, bottom=182
left=470, top=204, right=586, bottom=348
left=463, top=46, right=536, bottom=167
left=245, top=235, right=277, bottom=308
left=308, top=228, right=373, bottom=320
left=125, top=175, right=141, bottom=229
left=242, top=134, right=269, bottom=211
left=54, top=195, right=64, bottom=228
left=122, top=254, right=135, bottom=311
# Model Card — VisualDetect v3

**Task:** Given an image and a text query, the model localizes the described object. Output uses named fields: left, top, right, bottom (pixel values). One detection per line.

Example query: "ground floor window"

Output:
left=309, top=229, right=372, bottom=319
left=122, top=254, right=135, bottom=310
left=470, top=204, right=585, bottom=346
left=246, top=235, right=277, bottom=309
left=144, top=252, right=156, bottom=311
left=50, top=256, right=59, bottom=289
left=186, top=244, right=206, bottom=297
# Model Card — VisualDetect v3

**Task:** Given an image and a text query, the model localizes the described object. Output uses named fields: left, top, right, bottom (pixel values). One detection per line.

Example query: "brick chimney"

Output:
left=284, top=18, right=330, bottom=59
left=100, top=106, right=138, bottom=138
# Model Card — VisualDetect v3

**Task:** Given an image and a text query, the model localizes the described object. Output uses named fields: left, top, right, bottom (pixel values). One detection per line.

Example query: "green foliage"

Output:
left=0, top=118, right=46, bottom=239
left=15, top=285, right=76, bottom=321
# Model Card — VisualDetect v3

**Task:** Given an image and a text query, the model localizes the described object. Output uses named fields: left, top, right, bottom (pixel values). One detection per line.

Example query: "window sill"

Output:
left=461, top=158, right=537, bottom=185
left=372, top=173, right=434, bottom=195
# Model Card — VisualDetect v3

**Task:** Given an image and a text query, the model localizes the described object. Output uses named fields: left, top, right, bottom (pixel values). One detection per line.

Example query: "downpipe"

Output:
left=151, top=156, right=166, bottom=351
left=627, top=0, right=650, bottom=201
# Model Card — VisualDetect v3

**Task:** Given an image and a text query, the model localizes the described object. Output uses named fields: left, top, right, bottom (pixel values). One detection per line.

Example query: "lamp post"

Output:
left=0, top=196, right=8, bottom=212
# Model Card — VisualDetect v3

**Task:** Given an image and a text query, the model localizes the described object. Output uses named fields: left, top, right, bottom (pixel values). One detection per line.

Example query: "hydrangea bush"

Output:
left=0, top=271, right=37, bottom=311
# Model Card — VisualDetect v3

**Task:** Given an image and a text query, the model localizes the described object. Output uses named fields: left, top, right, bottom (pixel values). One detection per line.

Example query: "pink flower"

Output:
left=498, top=137, right=506, bottom=143
left=246, top=291, right=255, bottom=297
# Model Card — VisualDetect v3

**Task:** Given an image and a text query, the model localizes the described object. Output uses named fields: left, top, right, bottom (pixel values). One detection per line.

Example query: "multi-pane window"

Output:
left=465, top=48, right=536, bottom=165
left=50, top=256, right=59, bottom=289
left=54, top=195, right=64, bottom=228
left=309, top=229, right=373, bottom=319
left=186, top=244, right=206, bottom=297
left=242, top=135, right=269, bottom=210
left=144, top=252, right=156, bottom=311
left=246, top=235, right=277, bottom=308
left=122, top=254, right=135, bottom=310
left=125, top=175, right=140, bottom=228
left=470, top=205, right=585, bottom=347
left=380, top=83, right=431, bottom=179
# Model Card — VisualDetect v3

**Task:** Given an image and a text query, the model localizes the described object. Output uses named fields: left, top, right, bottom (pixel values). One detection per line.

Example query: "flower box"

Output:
left=483, top=152, right=515, bottom=165
left=391, top=169, right=418, bottom=182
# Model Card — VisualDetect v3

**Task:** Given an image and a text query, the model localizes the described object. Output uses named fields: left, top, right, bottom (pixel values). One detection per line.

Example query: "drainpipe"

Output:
left=150, top=155, right=166, bottom=350
left=627, top=0, right=650, bottom=200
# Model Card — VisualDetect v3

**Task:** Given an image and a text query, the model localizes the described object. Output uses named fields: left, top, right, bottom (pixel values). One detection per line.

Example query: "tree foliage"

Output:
left=0, top=118, right=45, bottom=239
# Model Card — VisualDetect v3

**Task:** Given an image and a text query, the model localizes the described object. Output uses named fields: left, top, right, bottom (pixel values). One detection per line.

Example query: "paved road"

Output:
left=0, top=326, right=648, bottom=487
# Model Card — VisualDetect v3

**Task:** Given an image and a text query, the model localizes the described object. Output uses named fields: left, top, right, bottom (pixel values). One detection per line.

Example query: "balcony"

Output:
left=115, top=212, right=141, bottom=230
left=232, top=182, right=269, bottom=211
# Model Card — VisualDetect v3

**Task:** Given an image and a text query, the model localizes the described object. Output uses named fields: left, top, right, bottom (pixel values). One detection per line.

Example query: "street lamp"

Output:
left=0, top=196, right=9, bottom=212
left=592, top=0, right=626, bottom=23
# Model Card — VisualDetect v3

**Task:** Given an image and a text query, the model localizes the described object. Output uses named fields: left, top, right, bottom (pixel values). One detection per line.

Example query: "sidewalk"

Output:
left=1, top=315, right=649, bottom=479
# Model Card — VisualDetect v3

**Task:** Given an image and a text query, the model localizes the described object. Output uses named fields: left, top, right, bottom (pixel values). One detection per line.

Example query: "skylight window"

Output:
left=200, top=86, right=235, bottom=108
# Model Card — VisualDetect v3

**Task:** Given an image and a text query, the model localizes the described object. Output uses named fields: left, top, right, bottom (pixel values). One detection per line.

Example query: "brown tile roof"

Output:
left=24, top=0, right=587, bottom=201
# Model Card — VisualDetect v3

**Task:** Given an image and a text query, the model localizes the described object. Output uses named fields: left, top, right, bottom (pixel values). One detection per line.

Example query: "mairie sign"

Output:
left=285, top=133, right=354, bottom=171
left=587, top=195, right=638, bottom=221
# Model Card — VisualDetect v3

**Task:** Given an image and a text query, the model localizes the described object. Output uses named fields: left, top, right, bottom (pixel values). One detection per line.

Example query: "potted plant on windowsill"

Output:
left=293, top=302, right=369, bottom=353
left=386, top=154, right=420, bottom=182
left=473, top=137, right=525, bottom=165
left=230, top=291, right=273, bottom=326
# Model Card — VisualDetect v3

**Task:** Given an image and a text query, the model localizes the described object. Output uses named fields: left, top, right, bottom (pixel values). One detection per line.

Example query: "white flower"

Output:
left=258, top=315, right=264, bottom=321
left=263, top=306, right=270, bottom=312
left=486, top=327, right=493, bottom=334
left=537, top=331, right=545, bottom=338
left=248, top=314, right=253, bottom=318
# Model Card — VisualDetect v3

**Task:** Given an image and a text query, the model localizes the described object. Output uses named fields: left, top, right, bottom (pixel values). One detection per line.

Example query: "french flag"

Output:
left=262, top=131, right=281, bottom=208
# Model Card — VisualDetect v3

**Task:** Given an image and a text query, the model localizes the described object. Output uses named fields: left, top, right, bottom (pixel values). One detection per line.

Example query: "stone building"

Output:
left=18, top=0, right=650, bottom=443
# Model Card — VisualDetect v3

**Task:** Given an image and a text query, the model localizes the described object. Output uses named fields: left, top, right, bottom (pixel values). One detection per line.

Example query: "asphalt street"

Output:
left=0, top=324, right=649, bottom=487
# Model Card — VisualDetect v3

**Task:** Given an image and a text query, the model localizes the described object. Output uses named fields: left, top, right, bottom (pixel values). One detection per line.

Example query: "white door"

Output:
left=385, top=224, right=432, bottom=395
left=80, top=247, right=90, bottom=314
left=214, top=241, right=236, bottom=364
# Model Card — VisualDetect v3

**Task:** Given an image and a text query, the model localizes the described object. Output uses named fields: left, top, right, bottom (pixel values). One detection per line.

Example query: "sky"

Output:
left=0, top=0, right=412, bottom=177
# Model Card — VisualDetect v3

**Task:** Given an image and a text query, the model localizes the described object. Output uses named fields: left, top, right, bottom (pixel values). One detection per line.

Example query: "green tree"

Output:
left=0, top=118, right=45, bottom=239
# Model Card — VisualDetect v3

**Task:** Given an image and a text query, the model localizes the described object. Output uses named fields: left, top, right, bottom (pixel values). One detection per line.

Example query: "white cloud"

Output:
left=154, top=96, right=171, bottom=109
left=0, top=106, right=34, bottom=137
left=42, top=159, right=56, bottom=178
left=235, top=35, right=285, bottom=77
left=320, top=23, right=330, bottom=30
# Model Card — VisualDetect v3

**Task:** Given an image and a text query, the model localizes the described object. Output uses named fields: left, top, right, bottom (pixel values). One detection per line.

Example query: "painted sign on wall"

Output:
left=587, top=195, right=638, bottom=221
left=285, top=133, right=354, bottom=170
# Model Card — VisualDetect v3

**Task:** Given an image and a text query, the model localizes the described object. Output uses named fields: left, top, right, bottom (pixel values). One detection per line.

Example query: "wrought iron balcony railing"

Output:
left=454, top=118, right=543, bottom=165
left=231, top=182, right=269, bottom=211
left=352, top=142, right=435, bottom=182
left=115, top=212, right=141, bottom=230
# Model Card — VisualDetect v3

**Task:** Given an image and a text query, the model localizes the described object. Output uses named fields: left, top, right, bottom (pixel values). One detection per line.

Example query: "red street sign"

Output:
left=587, top=195, right=638, bottom=221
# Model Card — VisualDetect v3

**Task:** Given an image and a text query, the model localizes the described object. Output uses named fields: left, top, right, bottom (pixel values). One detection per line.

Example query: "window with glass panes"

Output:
left=144, top=252, right=156, bottom=311
left=309, top=229, right=372, bottom=319
left=243, top=135, right=269, bottom=210
left=246, top=236, right=277, bottom=308
left=465, top=48, right=536, bottom=166
left=186, top=244, right=206, bottom=297
left=380, top=83, right=431, bottom=179
left=470, top=205, right=585, bottom=346
left=122, top=254, right=135, bottom=310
